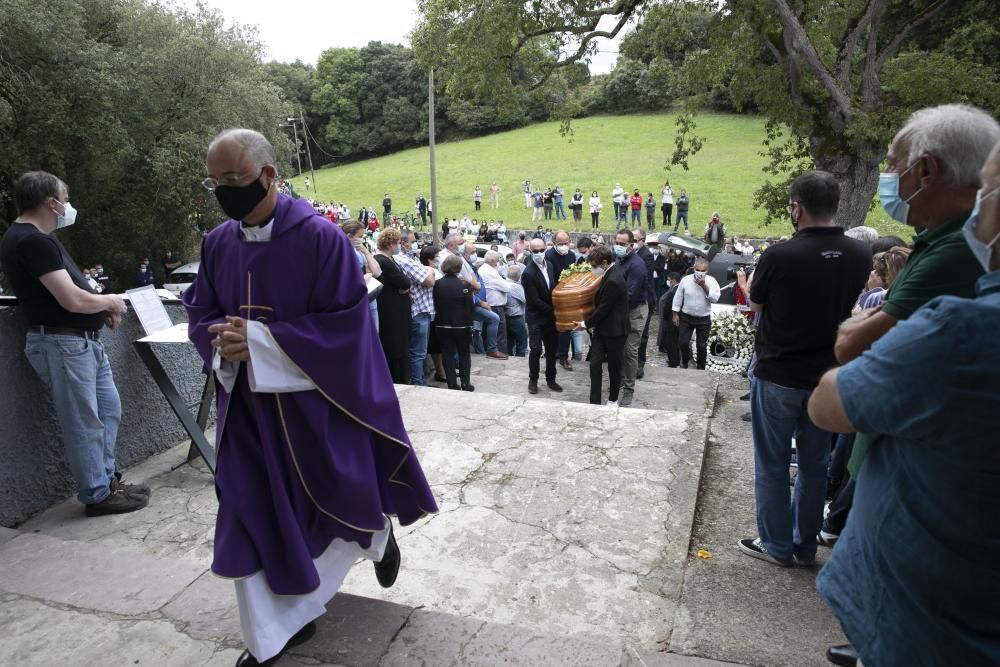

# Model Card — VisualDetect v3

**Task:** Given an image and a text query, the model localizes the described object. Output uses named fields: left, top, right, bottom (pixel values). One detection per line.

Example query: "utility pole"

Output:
left=428, top=67, right=439, bottom=241
left=300, top=108, right=317, bottom=194
left=290, top=122, right=303, bottom=176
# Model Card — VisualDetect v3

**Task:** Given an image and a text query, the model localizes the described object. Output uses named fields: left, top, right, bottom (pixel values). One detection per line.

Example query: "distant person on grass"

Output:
left=674, top=190, right=690, bottom=233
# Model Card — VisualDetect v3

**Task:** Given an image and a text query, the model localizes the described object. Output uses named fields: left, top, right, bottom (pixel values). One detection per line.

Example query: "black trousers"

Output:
left=437, top=327, right=471, bottom=387
left=657, top=317, right=680, bottom=367
left=646, top=209, right=655, bottom=230
left=637, top=302, right=654, bottom=369
left=678, top=313, right=711, bottom=369
left=591, top=212, right=600, bottom=228
left=474, top=201, right=481, bottom=210
left=528, top=321, right=558, bottom=383
left=661, top=203, right=673, bottom=226
left=590, top=333, right=626, bottom=404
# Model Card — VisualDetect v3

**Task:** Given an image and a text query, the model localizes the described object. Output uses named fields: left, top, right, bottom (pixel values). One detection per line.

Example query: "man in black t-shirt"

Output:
left=737, top=170, right=870, bottom=568
left=0, top=171, right=149, bottom=517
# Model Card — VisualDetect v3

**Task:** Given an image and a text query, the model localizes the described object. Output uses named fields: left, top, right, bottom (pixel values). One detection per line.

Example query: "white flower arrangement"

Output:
left=689, top=312, right=755, bottom=374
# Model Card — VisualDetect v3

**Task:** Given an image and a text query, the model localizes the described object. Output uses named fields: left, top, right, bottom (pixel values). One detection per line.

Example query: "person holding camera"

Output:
left=671, top=257, right=720, bottom=369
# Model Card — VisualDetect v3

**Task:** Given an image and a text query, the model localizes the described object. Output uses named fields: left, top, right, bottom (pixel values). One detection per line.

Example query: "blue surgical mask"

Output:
left=613, top=244, right=627, bottom=258
left=53, top=201, right=78, bottom=229
left=962, top=187, right=1000, bottom=272
left=531, top=251, right=545, bottom=265
left=878, top=166, right=923, bottom=224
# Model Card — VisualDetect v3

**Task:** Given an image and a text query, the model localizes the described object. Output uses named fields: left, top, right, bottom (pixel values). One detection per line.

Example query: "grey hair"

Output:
left=844, top=226, right=879, bottom=245
left=444, top=233, right=464, bottom=248
left=898, top=104, right=1000, bottom=188
left=507, top=264, right=522, bottom=281
left=209, top=128, right=276, bottom=171
left=484, top=250, right=503, bottom=264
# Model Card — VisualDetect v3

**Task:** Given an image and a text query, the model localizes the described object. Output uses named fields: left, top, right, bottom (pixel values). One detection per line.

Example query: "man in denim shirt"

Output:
left=807, top=142, right=1000, bottom=667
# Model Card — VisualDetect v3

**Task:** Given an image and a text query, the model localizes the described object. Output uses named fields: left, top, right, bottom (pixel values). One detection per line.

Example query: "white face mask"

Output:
left=54, top=200, right=78, bottom=229
left=555, top=244, right=569, bottom=255
left=962, top=186, right=1000, bottom=272
left=591, top=265, right=606, bottom=277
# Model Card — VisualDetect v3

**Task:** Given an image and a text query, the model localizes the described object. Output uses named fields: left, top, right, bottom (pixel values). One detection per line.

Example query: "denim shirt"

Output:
left=816, top=271, right=1000, bottom=666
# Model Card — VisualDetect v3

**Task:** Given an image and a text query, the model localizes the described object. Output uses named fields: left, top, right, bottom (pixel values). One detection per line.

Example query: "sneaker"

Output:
left=817, top=530, right=839, bottom=547
left=606, top=400, right=618, bottom=408
left=619, top=390, right=633, bottom=407
left=737, top=537, right=792, bottom=567
left=113, top=472, right=150, bottom=499
left=85, top=486, right=149, bottom=517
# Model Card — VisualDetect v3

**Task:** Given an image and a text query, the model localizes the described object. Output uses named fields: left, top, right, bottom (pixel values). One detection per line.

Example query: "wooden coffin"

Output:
left=552, top=272, right=603, bottom=332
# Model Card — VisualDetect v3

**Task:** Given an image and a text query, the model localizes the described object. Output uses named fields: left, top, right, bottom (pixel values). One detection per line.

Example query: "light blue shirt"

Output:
left=817, top=270, right=1000, bottom=665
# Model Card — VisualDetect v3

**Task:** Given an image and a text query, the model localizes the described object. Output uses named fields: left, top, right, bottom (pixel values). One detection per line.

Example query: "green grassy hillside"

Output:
left=288, top=113, right=908, bottom=239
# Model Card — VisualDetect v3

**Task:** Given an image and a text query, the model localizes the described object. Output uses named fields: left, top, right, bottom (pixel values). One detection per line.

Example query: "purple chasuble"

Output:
left=183, top=194, right=437, bottom=595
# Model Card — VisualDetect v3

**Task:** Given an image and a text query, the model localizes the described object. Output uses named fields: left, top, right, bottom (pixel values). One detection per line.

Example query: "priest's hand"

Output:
left=209, top=316, right=250, bottom=362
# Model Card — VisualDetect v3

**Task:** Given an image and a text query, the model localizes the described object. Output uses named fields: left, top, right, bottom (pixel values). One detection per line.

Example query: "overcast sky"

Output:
left=170, top=0, right=624, bottom=74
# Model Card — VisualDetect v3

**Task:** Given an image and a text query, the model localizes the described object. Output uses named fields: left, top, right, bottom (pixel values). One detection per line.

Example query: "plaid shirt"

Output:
left=396, top=254, right=434, bottom=318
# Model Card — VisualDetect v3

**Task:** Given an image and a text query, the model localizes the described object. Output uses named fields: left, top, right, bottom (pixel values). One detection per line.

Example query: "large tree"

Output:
left=0, top=0, right=293, bottom=283
left=414, top=0, right=999, bottom=228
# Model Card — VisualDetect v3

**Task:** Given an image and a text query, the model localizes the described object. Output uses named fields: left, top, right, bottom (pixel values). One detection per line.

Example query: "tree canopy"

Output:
left=414, top=0, right=1000, bottom=228
left=0, top=0, right=293, bottom=281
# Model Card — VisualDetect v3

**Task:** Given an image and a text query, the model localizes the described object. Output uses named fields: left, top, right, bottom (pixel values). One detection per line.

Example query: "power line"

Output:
left=301, top=119, right=345, bottom=161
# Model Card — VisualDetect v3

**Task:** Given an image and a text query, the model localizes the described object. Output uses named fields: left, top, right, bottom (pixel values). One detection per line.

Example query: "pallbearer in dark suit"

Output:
left=521, top=237, right=562, bottom=395
left=575, top=246, right=630, bottom=406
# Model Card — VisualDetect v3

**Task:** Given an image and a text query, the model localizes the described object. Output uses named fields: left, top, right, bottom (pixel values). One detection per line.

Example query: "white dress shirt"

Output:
left=672, top=273, right=721, bottom=317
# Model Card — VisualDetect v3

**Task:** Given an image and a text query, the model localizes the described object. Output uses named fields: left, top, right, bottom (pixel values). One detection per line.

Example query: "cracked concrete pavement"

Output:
left=7, top=356, right=830, bottom=666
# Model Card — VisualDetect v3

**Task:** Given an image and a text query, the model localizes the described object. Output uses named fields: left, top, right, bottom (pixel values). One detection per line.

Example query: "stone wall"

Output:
left=0, top=305, right=212, bottom=527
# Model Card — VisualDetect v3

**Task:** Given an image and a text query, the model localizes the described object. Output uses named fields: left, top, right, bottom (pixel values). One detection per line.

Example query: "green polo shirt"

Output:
left=847, top=211, right=982, bottom=477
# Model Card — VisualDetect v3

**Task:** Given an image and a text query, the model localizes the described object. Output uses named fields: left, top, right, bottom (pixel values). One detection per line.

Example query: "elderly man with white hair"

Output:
left=819, top=104, right=1000, bottom=667
left=479, top=250, right=511, bottom=354
left=809, top=139, right=1000, bottom=667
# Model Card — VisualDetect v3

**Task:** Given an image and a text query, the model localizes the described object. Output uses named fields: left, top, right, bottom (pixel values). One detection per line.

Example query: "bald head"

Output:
left=208, top=129, right=275, bottom=172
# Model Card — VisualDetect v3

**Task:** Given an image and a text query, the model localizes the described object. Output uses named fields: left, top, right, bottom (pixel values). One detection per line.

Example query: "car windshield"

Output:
left=167, top=273, right=197, bottom=283
left=659, top=233, right=712, bottom=256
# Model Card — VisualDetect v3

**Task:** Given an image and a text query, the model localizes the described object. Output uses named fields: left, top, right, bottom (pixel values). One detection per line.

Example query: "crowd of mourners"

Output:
left=346, top=103, right=1000, bottom=667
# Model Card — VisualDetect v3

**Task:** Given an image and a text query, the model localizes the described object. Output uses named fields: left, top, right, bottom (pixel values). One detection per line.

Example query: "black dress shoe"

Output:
left=235, top=621, right=317, bottom=666
left=528, top=380, right=538, bottom=394
left=741, top=412, right=752, bottom=422
left=636, top=366, right=644, bottom=379
left=547, top=381, right=563, bottom=392
left=461, top=384, right=475, bottom=392
left=448, top=384, right=461, bottom=390
left=826, top=644, right=857, bottom=666
left=433, top=373, right=448, bottom=382
left=740, top=392, right=750, bottom=401
left=374, top=522, right=400, bottom=588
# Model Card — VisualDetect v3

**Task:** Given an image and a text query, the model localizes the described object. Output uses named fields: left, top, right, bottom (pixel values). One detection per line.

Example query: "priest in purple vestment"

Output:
left=183, top=128, right=437, bottom=667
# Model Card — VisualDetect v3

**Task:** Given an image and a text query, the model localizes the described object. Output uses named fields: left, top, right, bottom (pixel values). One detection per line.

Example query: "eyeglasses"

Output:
left=202, top=167, right=264, bottom=192
left=786, top=201, right=800, bottom=215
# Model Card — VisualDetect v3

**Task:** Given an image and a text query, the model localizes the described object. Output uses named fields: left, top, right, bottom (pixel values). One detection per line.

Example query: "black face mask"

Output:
left=214, top=168, right=269, bottom=221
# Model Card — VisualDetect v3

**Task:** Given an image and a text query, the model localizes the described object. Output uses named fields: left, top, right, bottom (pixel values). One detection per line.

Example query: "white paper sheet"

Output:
left=127, top=285, right=174, bottom=336
left=137, top=322, right=190, bottom=344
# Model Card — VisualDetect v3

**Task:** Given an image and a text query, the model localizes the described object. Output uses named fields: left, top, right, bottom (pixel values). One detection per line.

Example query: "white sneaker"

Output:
left=606, top=400, right=618, bottom=408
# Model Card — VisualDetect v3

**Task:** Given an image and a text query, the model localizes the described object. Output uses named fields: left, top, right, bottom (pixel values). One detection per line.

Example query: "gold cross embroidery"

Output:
left=239, top=271, right=274, bottom=322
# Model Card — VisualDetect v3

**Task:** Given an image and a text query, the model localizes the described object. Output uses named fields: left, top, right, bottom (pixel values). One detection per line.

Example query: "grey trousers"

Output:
left=621, top=303, right=648, bottom=393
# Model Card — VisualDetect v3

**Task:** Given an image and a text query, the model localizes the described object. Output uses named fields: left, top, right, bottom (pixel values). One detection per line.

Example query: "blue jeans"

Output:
left=408, top=313, right=431, bottom=386
left=750, top=378, right=831, bottom=562
left=472, top=305, right=500, bottom=353
left=630, top=209, right=641, bottom=223
left=25, top=333, right=120, bottom=504
left=506, top=315, right=528, bottom=356
left=554, top=202, right=566, bottom=220
left=674, top=211, right=689, bottom=230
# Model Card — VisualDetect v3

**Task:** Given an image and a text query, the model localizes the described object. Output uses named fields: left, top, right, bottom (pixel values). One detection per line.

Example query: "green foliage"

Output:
left=282, top=112, right=909, bottom=239
left=0, top=0, right=292, bottom=284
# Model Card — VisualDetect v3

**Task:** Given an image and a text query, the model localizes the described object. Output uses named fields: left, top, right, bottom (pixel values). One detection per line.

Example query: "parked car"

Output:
left=163, top=262, right=199, bottom=298
left=656, top=233, right=751, bottom=306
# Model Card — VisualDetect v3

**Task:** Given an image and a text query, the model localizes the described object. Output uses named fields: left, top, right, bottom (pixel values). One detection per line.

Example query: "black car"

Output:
left=655, top=233, right=753, bottom=306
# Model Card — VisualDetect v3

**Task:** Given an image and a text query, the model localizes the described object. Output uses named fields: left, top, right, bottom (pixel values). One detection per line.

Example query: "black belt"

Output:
left=29, top=325, right=100, bottom=340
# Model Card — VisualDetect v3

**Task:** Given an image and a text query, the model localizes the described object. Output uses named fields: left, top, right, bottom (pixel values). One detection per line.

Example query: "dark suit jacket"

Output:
left=636, top=245, right=657, bottom=308
left=544, top=246, right=578, bottom=286
left=433, top=274, right=472, bottom=328
left=585, top=264, right=629, bottom=337
left=522, top=260, right=555, bottom=327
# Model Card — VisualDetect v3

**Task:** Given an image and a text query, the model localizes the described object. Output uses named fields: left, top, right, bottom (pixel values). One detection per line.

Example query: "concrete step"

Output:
left=19, top=382, right=715, bottom=658
left=0, top=529, right=746, bottom=666
left=436, top=355, right=720, bottom=415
